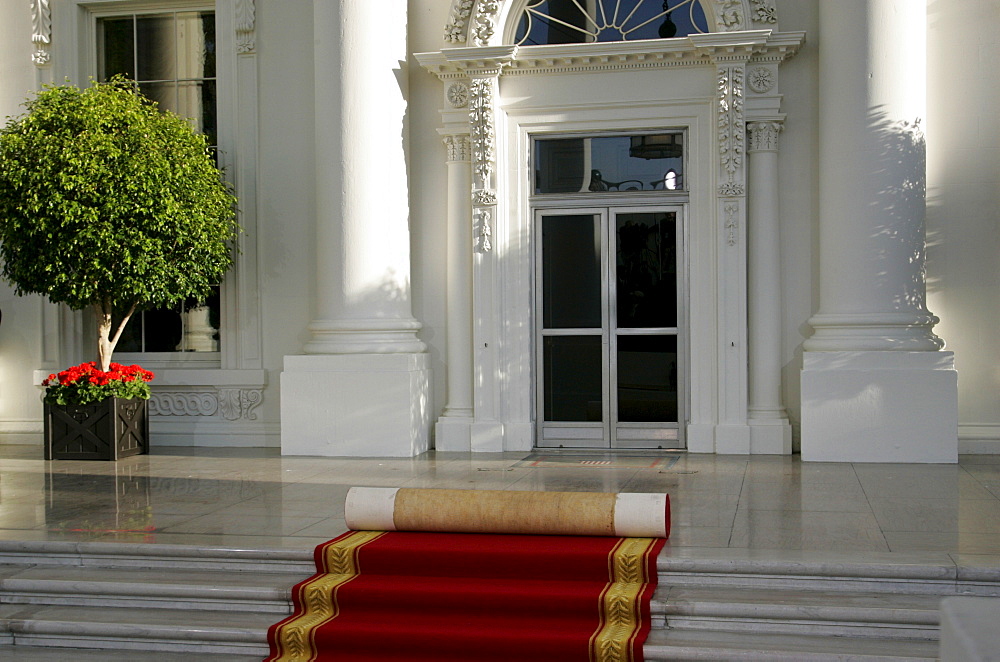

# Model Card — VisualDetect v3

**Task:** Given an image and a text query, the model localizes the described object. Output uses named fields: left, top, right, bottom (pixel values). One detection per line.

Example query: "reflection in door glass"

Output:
left=542, top=215, right=602, bottom=328
left=544, top=336, right=604, bottom=422
left=616, top=212, right=677, bottom=328
left=535, top=134, right=684, bottom=194
left=617, top=335, right=678, bottom=422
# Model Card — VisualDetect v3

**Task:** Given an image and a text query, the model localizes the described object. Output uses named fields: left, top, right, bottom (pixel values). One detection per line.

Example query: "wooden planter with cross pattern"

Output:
left=44, top=397, right=148, bottom=460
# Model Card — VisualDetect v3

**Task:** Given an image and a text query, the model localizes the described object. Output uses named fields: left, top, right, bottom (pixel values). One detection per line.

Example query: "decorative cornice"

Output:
left=747, top=120, right=782, bottom=152
left=149, top=388, right=263, bottom=421
left=442, top=134, right=471, bottom=162
left=30, top=0, right=51, bottom=66
left=717, top=64, right=745, bottom=197
left=235, top=0, right=256, bottom=54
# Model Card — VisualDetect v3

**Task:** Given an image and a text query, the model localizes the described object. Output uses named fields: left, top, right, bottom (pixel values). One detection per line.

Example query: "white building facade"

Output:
left=0, top=0, right=995, bottom=461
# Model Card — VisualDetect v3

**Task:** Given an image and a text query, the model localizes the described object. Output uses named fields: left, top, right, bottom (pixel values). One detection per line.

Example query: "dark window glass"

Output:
left=616, top=212, right=677, bottom=328
left=544, top=336, right=604, bottom=421
left=542, top=214, right=603, bottom=329
left=617, top=335, right=678, bottom=422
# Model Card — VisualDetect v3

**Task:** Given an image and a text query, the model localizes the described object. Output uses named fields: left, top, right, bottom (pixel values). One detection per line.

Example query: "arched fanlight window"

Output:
left=515, top=0, right=711, bottom=46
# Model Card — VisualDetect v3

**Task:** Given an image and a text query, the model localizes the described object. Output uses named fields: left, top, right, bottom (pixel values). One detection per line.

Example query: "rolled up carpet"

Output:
left=345, top=487, right=670, bottom=538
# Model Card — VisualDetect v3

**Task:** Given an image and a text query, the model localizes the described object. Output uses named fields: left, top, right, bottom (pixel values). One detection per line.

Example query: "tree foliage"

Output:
left=0, top=77, right=239, bottom=369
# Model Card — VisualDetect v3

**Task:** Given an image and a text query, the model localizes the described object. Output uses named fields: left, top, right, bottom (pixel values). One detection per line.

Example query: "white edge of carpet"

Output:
left=345, top=487, right=399, bottom=531
left=614, top=493, right=667, bottom=538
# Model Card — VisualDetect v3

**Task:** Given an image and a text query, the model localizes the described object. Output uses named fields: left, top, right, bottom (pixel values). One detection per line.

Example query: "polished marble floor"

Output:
left=0, top=445, right=998, bottom=557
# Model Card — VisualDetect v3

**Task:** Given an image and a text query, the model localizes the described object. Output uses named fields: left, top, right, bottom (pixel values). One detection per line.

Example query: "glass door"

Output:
left=536, top=206, right=683, bottom=449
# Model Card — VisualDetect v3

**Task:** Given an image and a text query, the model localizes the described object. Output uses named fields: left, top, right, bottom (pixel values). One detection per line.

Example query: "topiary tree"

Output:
left=0, top=77, right=239, bottom=371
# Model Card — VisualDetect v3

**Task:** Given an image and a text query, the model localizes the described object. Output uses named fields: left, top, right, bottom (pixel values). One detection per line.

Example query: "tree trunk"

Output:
left=94, top=300, right=136, bottom=372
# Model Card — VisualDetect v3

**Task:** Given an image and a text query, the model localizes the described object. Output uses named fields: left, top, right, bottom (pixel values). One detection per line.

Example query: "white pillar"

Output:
left=280, top=1, right=430, bottom=457
left=435, top=133, right=476, bottom=450
left=747, top=121, right=791, bottom=454
left=801, top=0, right=957, bottom=463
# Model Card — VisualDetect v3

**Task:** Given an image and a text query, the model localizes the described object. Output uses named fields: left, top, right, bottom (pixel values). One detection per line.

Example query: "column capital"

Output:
left=747, top=120, right=783, bottom=152
left=441, top=133, right=471, bottom=163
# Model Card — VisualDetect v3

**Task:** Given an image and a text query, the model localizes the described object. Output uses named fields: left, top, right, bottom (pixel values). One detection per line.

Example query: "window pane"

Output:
left=516, top=0, right=710, bottom=45
left=136, top=14, right=176, bottom=81
left=99, top=18, right=134, bottom=79
left=542, top=214, right=602, bottom=329
left=617, top=335, right=678, bottom=422
left=535, top=134, right=684, bottom=194
left=139, top=81, right=177, bottom=113
left=616, top=212, right=677, bottom=328
left=544, top=336, right=603, bottom=421
left=175, top=12, right=213, bottom=80
left=142, top=308, right=184, bottom=352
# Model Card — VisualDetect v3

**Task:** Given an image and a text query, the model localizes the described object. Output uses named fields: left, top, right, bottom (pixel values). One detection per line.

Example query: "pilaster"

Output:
left=746, top=119, right=791, bottom=454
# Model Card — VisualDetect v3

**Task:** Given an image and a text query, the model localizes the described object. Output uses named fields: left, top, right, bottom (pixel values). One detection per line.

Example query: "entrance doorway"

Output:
left=535, top=206, right=684, bottom=449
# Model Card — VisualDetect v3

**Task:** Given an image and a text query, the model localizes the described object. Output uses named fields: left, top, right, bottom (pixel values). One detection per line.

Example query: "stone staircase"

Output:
left=0, top=541, right=996, bottom=660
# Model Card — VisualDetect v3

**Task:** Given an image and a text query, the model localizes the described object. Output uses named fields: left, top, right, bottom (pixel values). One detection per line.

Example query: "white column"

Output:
left=435, top=133, right=476, bottom=451
left=801, top=0, right=957, bottom=463
left=747, top=121, right=791, bottom=454
left=280, top=1, right=430, bottom=457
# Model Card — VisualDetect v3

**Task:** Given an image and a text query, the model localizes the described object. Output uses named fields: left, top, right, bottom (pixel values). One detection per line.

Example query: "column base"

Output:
left=801, top=351, right=957, bottom=463
left=750, top=419, right=793, bottom=454
left=434, top=417, right=504, bottom=452
left=280, top=353, right=430, bottom=457
left=715, top=424, right=751, bottom=454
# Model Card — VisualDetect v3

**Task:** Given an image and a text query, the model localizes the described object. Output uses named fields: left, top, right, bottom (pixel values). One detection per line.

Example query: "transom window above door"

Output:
left=534, top=133, right=685, bottom=195
left=516, top=0, right=710, bottom=45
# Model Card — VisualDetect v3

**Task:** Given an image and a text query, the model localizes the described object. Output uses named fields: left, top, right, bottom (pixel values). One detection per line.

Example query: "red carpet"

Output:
left=266, top=531, right=664, bottom=661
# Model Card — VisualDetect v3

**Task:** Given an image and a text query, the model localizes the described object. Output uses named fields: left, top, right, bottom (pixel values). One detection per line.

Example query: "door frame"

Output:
left=532, top=199, right=688, bottom=450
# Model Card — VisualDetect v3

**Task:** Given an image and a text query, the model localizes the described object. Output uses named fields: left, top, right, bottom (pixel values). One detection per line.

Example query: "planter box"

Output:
left=44, top=397, right=149, bottom=461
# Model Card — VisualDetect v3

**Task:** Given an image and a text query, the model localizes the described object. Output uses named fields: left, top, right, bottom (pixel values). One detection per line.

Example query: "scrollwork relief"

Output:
left=749, top=0, right=777, bottom=24
left=30, top=0, right=51, bottom=66
left=717, top=65, right=745, bottom=195
left=149, top=389, right=263, bottom=421
left=470, top=0, right=501, bottom=47
left=475, top=207, right=493, bottom=253
left=715, top=0, right=745, bottom=31
left=444, top=0, right=475, bottom=44
left=725, top=202, right=739, bottom=247
left=473, top=190, right=497, bottom=206
left=149, top=393, right=219, bottom=417
left=235, top=0, right=256, bottom=54
left=469, top=78, right=496, bottom=186
left=218, top=389, right=263, bottom=421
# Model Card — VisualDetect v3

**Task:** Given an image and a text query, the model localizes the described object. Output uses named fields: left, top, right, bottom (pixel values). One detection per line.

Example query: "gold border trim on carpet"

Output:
left=589, top=537, right=659, bottom=662
left=269, top=530, right=385, bottom=662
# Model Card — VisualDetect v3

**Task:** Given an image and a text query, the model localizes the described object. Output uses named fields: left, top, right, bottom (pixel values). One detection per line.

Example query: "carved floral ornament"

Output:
left=443, top=0, right=773, bottom=45
left=30, top=0, right=52, bottom=66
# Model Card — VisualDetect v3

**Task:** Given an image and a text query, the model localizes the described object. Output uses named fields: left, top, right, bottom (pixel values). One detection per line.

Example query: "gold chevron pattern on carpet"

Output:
left=269, top=530, right=385, bottom=661
left=589, top=537, right=659, bottom=662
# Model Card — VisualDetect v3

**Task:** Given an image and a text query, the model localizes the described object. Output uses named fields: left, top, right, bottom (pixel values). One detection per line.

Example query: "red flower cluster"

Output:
left=43, top=362, right=155, bottom=388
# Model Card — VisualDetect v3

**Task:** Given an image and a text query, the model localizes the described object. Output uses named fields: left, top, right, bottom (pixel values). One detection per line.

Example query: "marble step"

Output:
left=0, top=540, right=314, bottom=574
left=643, top=629, right=940, bottom=661
left=653, top=586, right=942, bottom=639
left=0, top=643, right=262, bottom=660
left=0, top=564, right=294, bottom=613
left=0, top=603, right=273, bottom=656
left=658, top=551, right=1000, bottom=597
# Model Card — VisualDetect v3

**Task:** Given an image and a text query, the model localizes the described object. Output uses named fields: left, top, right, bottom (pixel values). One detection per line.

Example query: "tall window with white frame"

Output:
left=97, top=9, right=222, bottom=356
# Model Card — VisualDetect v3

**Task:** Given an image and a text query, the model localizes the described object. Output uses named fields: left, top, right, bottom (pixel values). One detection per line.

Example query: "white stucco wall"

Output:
left=0, top=2, right=51, bottom=441
left=925, top=0, right=1000, bottom=451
